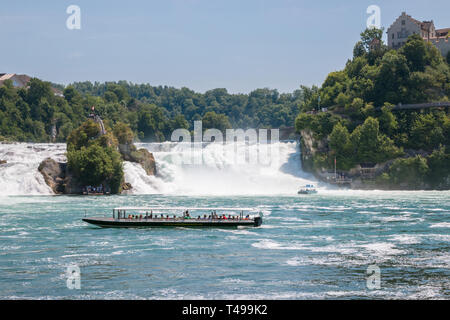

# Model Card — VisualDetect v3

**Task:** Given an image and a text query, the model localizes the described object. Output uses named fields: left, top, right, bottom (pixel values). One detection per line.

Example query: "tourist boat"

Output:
left=82, top=207, right=263, bottom=228
left=298, top=184, right=318, bottom=194
left=82, top=186, right=110, bottom=196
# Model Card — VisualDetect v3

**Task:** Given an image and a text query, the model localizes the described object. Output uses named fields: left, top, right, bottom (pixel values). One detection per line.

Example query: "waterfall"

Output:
left=0, top=143, right=66, bottom=196
left=0, top=141, right=317, bottom=196
left=125, top=141, right=317, bottom=196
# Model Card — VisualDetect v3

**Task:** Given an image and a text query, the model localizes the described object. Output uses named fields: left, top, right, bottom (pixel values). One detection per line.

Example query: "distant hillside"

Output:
left=1, top=76, right=315, bottom=143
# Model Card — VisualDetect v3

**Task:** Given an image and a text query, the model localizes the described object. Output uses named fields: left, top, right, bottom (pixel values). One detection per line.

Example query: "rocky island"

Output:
left=38, top=118, right=156, bottom=195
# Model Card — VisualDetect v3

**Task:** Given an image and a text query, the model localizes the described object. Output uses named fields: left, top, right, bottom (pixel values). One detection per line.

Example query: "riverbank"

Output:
left=298, top=128, right=450, bottom=191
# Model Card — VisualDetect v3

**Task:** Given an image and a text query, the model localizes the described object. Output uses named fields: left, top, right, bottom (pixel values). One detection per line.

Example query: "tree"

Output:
left=360, top=27, right=384, bottom=51
left=202, top=111, right=231, bottom=132
left=67, top=120, right=100, bottom=151
left=353, top=41, right=366, bottom=58
left=350, top=117, right=401, bottom=163
left=379, top=103, right=398, bottom=136
left=400, top=34, right=429, bottom=72
left=388, top=156, right=429, bottom=187
left=26, top=78, right=53, bottom=107
left=427, top=147, right=450, bottom=188
left=67, top=120, right=124, bottom=194
left=345, top=98, right=364, bottom=117
left=374, top=51, right=410, bottom=105
left=113, top=121, right=134, bottom=145
left=329, top=122, right=353, bottom=169
left=67, top=144, right=123, bottom=193
left=137, top=104, right=168, bottom=141
left=410, top=113, right=445, bottom=150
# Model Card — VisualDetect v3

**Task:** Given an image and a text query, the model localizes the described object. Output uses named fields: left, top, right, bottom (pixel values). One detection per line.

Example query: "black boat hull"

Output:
left=83, top=217, right=263, bottom=228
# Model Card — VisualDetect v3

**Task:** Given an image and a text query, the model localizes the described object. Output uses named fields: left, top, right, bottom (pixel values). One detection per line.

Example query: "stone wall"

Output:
left=430, top=38, right=450, bottom=57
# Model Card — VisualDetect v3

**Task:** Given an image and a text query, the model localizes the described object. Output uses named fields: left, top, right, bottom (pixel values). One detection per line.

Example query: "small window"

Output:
left=402, top=20, right=405, bottom=25
left=392, top=33, right=395, bottom=39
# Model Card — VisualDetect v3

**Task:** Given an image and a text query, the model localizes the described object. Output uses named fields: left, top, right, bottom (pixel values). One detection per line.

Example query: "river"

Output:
left=0, top=143, right=449, bottom=299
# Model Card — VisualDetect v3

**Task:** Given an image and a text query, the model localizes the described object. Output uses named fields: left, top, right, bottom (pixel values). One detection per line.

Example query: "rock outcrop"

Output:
left=119, top=143, right=156, bottom=176
left=38, top=158, right=83, bottom=194
left=121, top=182, right=133, bottom=191
left=38, top=158, right=66, bottom=194
left=0, top=160, right=6, bottom=165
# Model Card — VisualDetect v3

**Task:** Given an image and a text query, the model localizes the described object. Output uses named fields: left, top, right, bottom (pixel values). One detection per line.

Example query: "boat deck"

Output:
left=83, top=217, right=262, bottom=228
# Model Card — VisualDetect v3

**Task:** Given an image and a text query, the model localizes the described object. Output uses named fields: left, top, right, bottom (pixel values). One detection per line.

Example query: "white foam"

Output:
left=429, top=222, right=450, bottom=228
left=389, top=235, right=421, bottom=244
left=251, top=239, right=306, bottom=250
left=131, top=141, right=318, bottom=195
left=359, top=242, right=405, bottom=256
left=0, top=143, right=66, bottom=195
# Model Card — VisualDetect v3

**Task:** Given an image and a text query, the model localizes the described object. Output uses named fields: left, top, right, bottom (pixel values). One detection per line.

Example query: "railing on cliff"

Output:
left=380, top=101, right=450, bottom=111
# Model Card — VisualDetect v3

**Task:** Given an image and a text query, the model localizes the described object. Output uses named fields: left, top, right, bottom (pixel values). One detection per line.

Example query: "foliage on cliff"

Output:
left=0, top=79, right=85, bottom=142
left=66, top=120, right=123, bottom=194
left=295, top=28, right=450, bottom=188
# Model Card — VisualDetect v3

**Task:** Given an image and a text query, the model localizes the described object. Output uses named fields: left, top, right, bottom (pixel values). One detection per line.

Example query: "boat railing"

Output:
left=111, top=207, right=261, bottom=221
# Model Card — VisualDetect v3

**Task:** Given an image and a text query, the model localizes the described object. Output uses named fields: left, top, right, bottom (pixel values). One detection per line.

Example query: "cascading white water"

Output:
left=0, top=143, right=66, bottom=195
left=126, top=141, right=317, bottom=195
left=0, top=141, right=317, bottom=196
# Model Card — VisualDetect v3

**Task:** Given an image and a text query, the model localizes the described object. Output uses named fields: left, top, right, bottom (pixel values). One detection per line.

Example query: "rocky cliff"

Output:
left=299, top=129, right=393, bottom=189
left=38, top=158, right=83, bottom=194
left=118, top=143, right=156, bottom=176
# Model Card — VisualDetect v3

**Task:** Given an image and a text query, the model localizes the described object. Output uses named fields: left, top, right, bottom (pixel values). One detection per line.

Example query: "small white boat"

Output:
left=298, top=184, right=318, bottom=195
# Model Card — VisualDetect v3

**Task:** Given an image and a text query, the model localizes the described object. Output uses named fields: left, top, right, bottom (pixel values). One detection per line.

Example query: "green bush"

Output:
left=67, top=144, right=123, bottom=194
left=350, top=117, right=402, bottom=164
left=295, top=112, right=341, bottom=140
left=113, top=121, right=134, bottom=145
left=66, top=120, right=125, bottom=194
left=66, top=120, right=100, bottom=151
left=388, top=156, right=429, bottom=187
left=329, top=122, right=354, bottom=170
left=426, top=147, right=450, bottom=188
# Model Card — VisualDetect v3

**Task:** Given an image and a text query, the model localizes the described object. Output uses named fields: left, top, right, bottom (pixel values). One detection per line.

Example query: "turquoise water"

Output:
left=0, top=191, right=449, bottom=299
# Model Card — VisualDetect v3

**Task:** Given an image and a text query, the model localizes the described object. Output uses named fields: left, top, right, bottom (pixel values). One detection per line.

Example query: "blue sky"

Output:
left=1, top=0, right=449, bottom=93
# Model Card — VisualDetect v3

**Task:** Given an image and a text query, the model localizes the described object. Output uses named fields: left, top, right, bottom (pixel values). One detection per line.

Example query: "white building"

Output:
left=387, top=12, right=449, bottom=57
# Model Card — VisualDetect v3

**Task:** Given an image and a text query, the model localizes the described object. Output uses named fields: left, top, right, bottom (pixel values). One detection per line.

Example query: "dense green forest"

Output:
left=0, top=74, right=313, bottom=142
left=295, top=29, right=450, bottom=189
